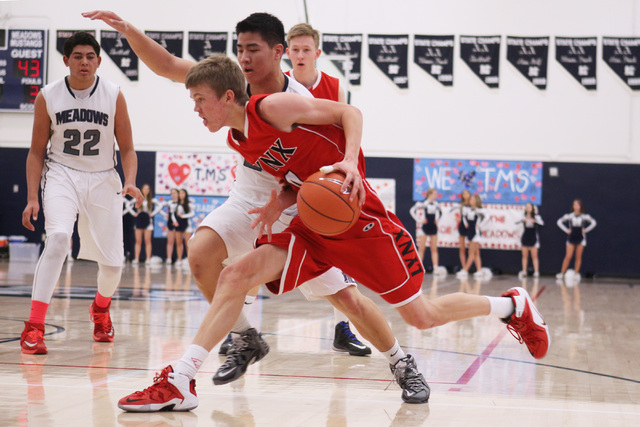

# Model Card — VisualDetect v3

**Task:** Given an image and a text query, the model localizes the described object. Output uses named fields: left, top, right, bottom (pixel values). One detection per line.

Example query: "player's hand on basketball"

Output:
left=249, top=189, right=282, bottom=241
left=81, top=11, right=129, bottom=33
left=320, top=162, right=365, bottom=207
left=22, top=201, right=39, bottom=231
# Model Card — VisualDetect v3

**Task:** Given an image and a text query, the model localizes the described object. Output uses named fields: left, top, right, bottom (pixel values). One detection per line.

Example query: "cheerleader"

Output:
left=409, top=188, right=445, bottom=275
left=516, top=203, right=544, bottom=279
left=174, top=188, right=195, bottom=268
left=556, top=199, right=596, bottom=280
left=451, top=189, right=472, bottom=270
left=458, top=194, right=490, bottom=279
left=163, top=188, right=180, bottom=265
left=131, top=184, right=162, bottom=264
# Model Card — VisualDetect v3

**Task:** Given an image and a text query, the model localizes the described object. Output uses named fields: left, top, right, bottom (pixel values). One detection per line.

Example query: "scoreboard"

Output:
left=0, top=29, right=48, bottom=112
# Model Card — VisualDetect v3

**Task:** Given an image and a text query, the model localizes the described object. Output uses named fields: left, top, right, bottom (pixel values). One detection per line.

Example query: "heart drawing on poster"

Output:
left=168, top=162, right=191, bottom=186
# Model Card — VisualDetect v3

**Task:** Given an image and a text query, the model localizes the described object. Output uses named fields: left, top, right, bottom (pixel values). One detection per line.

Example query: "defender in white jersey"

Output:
left=84, top=11, right=430, bottom=408
left=20, top=32, right=143, bottom=355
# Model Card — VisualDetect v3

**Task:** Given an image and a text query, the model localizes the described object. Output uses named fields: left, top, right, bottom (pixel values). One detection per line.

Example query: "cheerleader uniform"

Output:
left=517, top=213, right=544, bottom=248
left=452, top=204, right=471, bottom=239
left=557, top=212, right=597, bottom=246
left=175, top=202, right=195, bottom=233
left=165, top=200, right=179, bottom=231
left=422, top=201, right=442, bottom=235
left=409, top=201, right=426, bottom=237
left=463, top=208, right=488, bottom=243
left=135, top=199, right=162, bottom=231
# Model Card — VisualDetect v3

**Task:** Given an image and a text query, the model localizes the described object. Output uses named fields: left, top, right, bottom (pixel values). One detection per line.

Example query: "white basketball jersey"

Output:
left=229, top=74, right=312, bottom=210
left=43, top=76, right=119, bottom=172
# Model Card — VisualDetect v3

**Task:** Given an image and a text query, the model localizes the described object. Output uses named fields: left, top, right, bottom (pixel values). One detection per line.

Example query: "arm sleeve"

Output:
left=535, top=214, right=544, bottom=226
left=435, top=203, right=442, bottom=222
left=181, top=202, right=196, bottom=219
left=583, top=214, right=597, bottom=233
left=409, top=202, right=421, bottom=221
left=557, top=214, right=570, bottom=233
left=150, top=199, right=163, bottom=217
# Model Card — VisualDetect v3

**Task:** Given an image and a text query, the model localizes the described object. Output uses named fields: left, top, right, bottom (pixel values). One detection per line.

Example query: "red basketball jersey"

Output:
left=285, top=70, right=340, bottom=101
left=226, top=94, right=424, bottom=305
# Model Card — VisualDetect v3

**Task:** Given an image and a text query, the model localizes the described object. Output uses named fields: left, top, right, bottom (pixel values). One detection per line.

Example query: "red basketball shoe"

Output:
left=118, top=366, right=198, bottom=412
left=501, top=287, right=550, bottom=359
left=20, top=321, right=47, bottom=355
left=89, top=302, right=114, bottom=342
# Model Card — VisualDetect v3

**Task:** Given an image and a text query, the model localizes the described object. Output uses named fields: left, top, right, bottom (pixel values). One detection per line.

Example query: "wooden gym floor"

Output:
left=1, top=259, right=639, bottom=426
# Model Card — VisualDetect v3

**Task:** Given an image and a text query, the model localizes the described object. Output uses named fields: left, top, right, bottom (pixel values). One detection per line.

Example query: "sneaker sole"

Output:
left=332, top=344, right=372, bottom=356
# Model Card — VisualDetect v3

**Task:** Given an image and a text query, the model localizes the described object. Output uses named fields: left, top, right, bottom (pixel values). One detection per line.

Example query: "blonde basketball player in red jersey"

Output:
left=110, top=54, right=550, bottom=411
left=285, top=23, right=346, bottom=103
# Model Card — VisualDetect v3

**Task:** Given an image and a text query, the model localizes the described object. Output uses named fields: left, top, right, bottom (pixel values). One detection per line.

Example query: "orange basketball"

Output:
left=297, top=171, right=361, bottom=236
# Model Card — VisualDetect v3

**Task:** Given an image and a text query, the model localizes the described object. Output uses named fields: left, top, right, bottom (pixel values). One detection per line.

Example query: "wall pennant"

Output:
left=144, top=31, right=184, bottom=58
left=321, top=33, right=363, bottom=86
left=506, top=36, right=549, bottom=90
left=56, top=30, right=96, bottom=56
left=413, top=35, right=454, bottom=86
left=368, top=34, right=409, bottom=89
left=602, top=37, right=640, bottom=90
left=188, top=32, right=227, bottom=61
left=460, top=35, right=501, bottom=88
left=100, top=30, right=139, bottom=81
left=555, top=37, right=597, bottom=90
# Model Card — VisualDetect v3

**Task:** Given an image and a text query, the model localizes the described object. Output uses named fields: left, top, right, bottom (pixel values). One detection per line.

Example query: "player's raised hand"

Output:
left=82, top=11, right=130, bottom=33
left=22, top=200, right=40, bottom=231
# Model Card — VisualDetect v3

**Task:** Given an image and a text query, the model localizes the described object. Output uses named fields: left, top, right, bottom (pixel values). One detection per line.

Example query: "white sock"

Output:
left=381, top=340, right=405, bottom=365
left=486, top=296, right=515, bottom=319
left=334, top=307, right=349, bottom=324
left=174, top=344, right=210, bottom=380
left=231, top=312, right=252, bottom=333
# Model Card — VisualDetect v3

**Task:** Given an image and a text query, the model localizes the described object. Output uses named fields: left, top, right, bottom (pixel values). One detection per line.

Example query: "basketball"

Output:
left=297, top=171, right=361, bottom=236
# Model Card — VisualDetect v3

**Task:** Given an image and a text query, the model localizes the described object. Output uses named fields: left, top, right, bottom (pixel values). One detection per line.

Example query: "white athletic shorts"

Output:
left=195, top=195, right=356, bottom=301
left=41, top=161, right=124, bottom=267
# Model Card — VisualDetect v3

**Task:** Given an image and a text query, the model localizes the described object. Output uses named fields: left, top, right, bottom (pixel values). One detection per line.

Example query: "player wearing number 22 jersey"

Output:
left=228, top=94, right=424, bottom=307
left=20, top=32, right=142, bottom=355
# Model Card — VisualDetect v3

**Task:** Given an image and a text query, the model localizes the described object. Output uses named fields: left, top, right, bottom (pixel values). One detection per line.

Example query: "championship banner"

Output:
left=322, top=33, right=363, bottom=86
left=413, top=158, right=543, bottom=205
left=506, top=36, right=549, bottom=90
left=155, top=152, right=240, bottom=196
left=432, top=202, right=526, bottom=250
left=555, top=37, right=597, bottom=90
left=153, top=195, right=227, bottom=238
left=602, top=37, right=640, bottom=90
left=231, top=32, right=237, bottom=57
left=413, top=35, right=454, bottom=86
left=100, top=30, right=139, bottom=81
left=188, top=32, right=227, bottom=61
left=460, top=35, right=501, bottom=88
left=56, top=30, right=96, bottom=56
left=368, top=34, right=409, bottom=89
left=145, top=31, right=184, bottom=58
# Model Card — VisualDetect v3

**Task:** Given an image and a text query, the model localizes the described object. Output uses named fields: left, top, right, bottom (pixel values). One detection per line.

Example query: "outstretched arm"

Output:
left=82, top=10, right=195, bottom=83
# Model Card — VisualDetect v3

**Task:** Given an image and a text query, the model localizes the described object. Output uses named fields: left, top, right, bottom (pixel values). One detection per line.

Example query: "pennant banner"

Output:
left=368, top=34, right=409, bottom=89
left=413, top=158, right=543, bottom=205
left=100, top=30, right=139, bottom=81
left=145, top=31, right=184, bottom=58
left=460, top=35, right=501, bottom=88
left=322, top=33, right=363, bottom=85
left=56, top=30, right=96, bottom=56
left=413, top=35, right=454, bottom=86
left=506, top=36, right=549, bottom=90
left=555, top=37, right=597, bottom=90
left=602, top=37, right=640, bottom=90
left=188, top=32, right=227, bottom=61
